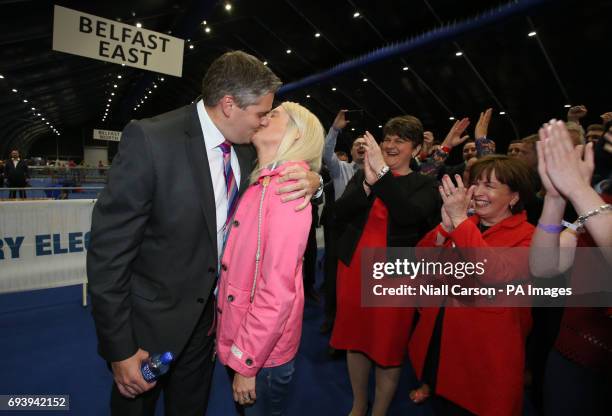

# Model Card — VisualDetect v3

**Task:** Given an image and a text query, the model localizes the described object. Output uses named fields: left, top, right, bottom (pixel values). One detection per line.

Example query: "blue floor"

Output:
left=0, top=264, right=429, bottom=416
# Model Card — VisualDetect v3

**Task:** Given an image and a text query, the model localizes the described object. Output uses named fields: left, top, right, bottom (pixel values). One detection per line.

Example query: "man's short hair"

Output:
left=521, top=134, right=539, bottom=147
left=382, top=115, right=424, bottom=146
left=201, top=51, right=282, bottom=108
left=587, top=124, right=604, bottom=133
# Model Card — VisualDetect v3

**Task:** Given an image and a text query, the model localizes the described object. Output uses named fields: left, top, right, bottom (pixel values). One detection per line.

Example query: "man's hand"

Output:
left=111, top=349, right=156, bottom=399
left=422, top=131, right=435, bottom=155
left=277, top=165, right=320, bottom=211
left=601, top=111, right=612, bottom=125
left=333, top=110, right=349, bottom=130
left=441, top=118, right=470, bottom=149
left=475, top=108, right=492, bottom=139
left=233, top=373, right=256, bottom=406
left=567, top=105, right=587, bottom=123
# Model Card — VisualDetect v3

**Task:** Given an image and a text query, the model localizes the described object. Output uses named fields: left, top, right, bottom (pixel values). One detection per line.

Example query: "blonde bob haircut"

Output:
left=250, top=101, right=324, bottom=183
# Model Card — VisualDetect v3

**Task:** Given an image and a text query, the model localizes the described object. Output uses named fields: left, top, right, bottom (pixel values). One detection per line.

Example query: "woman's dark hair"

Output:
left=382, top=115, right=424, bottom=146
left=469, top=155, right=535, bottom=214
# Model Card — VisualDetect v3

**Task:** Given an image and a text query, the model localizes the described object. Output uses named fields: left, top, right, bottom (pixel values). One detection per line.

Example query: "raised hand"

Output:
left=475, top=108, right=492, bottom=139
left=422, top=131, right=435, bottom=155
left=363, top=131, right=386, bottom=175
left=536, top=126, right=562, bottom=199
left=441, top=118, right=470, bottom=149
left=601, top=111, right=612, bottom=125
left=333, top=110, right=349, bottom=130
left=541, top=120, right=594, bottom=199
left=567, top=105, right=587, bottom=123
left=439, top=174, right=475, bottom=228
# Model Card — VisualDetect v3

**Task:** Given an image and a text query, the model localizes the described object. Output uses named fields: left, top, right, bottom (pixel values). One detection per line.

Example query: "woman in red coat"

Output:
left=409, top=155, right=536, bottom=416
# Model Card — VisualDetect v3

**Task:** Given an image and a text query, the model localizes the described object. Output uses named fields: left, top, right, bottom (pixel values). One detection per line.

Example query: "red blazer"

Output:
left=409, top=212, right=534, bottom=416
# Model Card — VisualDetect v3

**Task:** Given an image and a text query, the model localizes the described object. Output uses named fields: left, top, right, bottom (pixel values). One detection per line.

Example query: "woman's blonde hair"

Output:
left=250, top=101, right=324, bottom=183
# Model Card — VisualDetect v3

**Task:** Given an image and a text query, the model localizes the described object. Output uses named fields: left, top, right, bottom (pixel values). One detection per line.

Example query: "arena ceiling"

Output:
left=0, top=0, right=609, bottom=158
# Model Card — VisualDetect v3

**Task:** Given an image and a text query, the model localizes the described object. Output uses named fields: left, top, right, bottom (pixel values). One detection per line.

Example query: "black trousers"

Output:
left=8, top=189, right=27, bottom=199
left=322, top=223, right=338, bottom=324
left=110, top=298, right=216, bottom=416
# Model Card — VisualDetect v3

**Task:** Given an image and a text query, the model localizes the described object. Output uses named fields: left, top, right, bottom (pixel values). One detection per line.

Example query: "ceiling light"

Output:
left=12, top=88, right=17, bottom=92
left=378, top=125, right=382, bottom=128
left=108, top=99, right=112, bottom=102
left=189, top=44, right=194, bottom=49
left=455, top=51, right=463, bottom=57
left=23, top=99, right=28, bottom=103
left=499, top=111, right=506, bottom=115
left=225, top=3, right=232, bottom=11
left=286, top=49, right=292, bottom=54
left=153, top=84, right=157, bottom=88
left=111, top=92, right=115, bottom=96
left=0, top=74, right=4, bottom=79
left=202, top=20, right=207, bottom=25
left=113, top=84, right=118, bottom=88
left=131, top=11, right=136, bottom=17
left=351, top=128, right=355, bottom=131
left=121, top=64, right=125, bottom=67
left=42, top=117, right=45, bottom=120
left=46, top=122, right=49, bottom=125
left=362, top=78, right=368, bottom=82
left=263, top=61, right=268, bottom=66
left=564, top=104, right=571, bottom=108
left=314, top=33, right=320, bottom=38
left=528, top=31, right=537, bottom=37
left=31, top=107, right=35, bottom=110
left=306, top=94, right=311, bottom=98
left=402, top=66, right=409, bottom=71
left=160, top=77, right=165, bottom=81
left=37, top=113, right=41, bottom=116
left=136, top=22, right=142, bottom=28
left=117, top=75, right=122, bottom=79
left=353, top=12, right=360, bottom=18
left=205, top=27, right=211, bottom=33
left=449, top=116, right=455, bottom=120
left=331, top=87, right=337, bottom=91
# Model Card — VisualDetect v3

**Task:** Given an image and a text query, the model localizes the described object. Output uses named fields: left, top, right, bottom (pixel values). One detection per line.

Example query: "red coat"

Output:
left=409, top=212, right=534, bottom=416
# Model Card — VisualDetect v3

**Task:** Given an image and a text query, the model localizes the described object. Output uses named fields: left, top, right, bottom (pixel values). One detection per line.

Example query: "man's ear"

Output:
left=220, top=95, right=235, bottom=117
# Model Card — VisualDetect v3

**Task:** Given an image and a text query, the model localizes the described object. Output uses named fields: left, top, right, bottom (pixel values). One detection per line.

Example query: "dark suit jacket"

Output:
left=87, top=103, right=256, bottom=363
left=335, top=170, right=441, bottom=266
left=4, top=159, right=29, bottom=186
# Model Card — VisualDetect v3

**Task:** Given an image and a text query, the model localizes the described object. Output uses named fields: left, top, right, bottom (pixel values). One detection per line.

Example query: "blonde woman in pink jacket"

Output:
left=216, top=101, right=324, bottom=415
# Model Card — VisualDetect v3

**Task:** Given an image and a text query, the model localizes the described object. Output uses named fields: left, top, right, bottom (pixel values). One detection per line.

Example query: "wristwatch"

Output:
left=377, top=165, right=390, bottom=179
left=313, top=174, right=324, bottom=199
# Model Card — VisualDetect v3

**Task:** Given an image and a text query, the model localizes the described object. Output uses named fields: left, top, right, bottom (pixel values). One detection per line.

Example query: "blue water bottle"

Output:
left=141, top=351, right=174, bottom=383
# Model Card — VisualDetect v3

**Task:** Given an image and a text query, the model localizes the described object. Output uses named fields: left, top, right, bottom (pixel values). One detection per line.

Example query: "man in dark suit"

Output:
left=4, top=149, right=29, bottom=198
left=87, top=51, right=321, bottom=416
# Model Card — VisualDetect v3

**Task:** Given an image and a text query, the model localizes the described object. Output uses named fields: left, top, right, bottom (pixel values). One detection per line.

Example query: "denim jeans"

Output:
left=242, top=359, right=295, bottom=416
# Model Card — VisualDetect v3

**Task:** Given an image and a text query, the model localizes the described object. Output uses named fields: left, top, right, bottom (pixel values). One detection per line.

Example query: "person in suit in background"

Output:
left=4, top=149, right=29, bottom=198
left=87, top=50, right=321, bottom=416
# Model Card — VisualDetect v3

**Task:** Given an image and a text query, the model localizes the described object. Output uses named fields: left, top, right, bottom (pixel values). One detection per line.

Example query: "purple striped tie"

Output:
left=219, top=140, right=238, bottom=230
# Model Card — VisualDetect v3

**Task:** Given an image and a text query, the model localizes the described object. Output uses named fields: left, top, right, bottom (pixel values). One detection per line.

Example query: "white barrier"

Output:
left=0, top=199, right=95, bottom=297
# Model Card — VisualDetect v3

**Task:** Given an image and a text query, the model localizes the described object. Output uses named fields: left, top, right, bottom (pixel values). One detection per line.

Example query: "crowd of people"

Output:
left=316, top=104, right=611, bottom=415
left=34, top=48, right=604, bottom=416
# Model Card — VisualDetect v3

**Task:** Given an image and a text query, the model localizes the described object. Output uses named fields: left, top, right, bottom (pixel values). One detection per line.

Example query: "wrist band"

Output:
left=363, top=179, right=374, bottom=188
left=537, top=223, right=564, bottom=233
left=441, top=146, right=451, bottom=153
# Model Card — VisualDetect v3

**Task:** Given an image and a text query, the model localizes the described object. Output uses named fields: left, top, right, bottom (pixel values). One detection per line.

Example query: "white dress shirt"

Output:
left=196, top=100, right=241, bottom=260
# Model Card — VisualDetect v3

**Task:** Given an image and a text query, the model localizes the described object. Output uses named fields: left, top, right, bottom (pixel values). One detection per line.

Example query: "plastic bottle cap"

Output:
left=161, top=352, right=174, bottom=365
